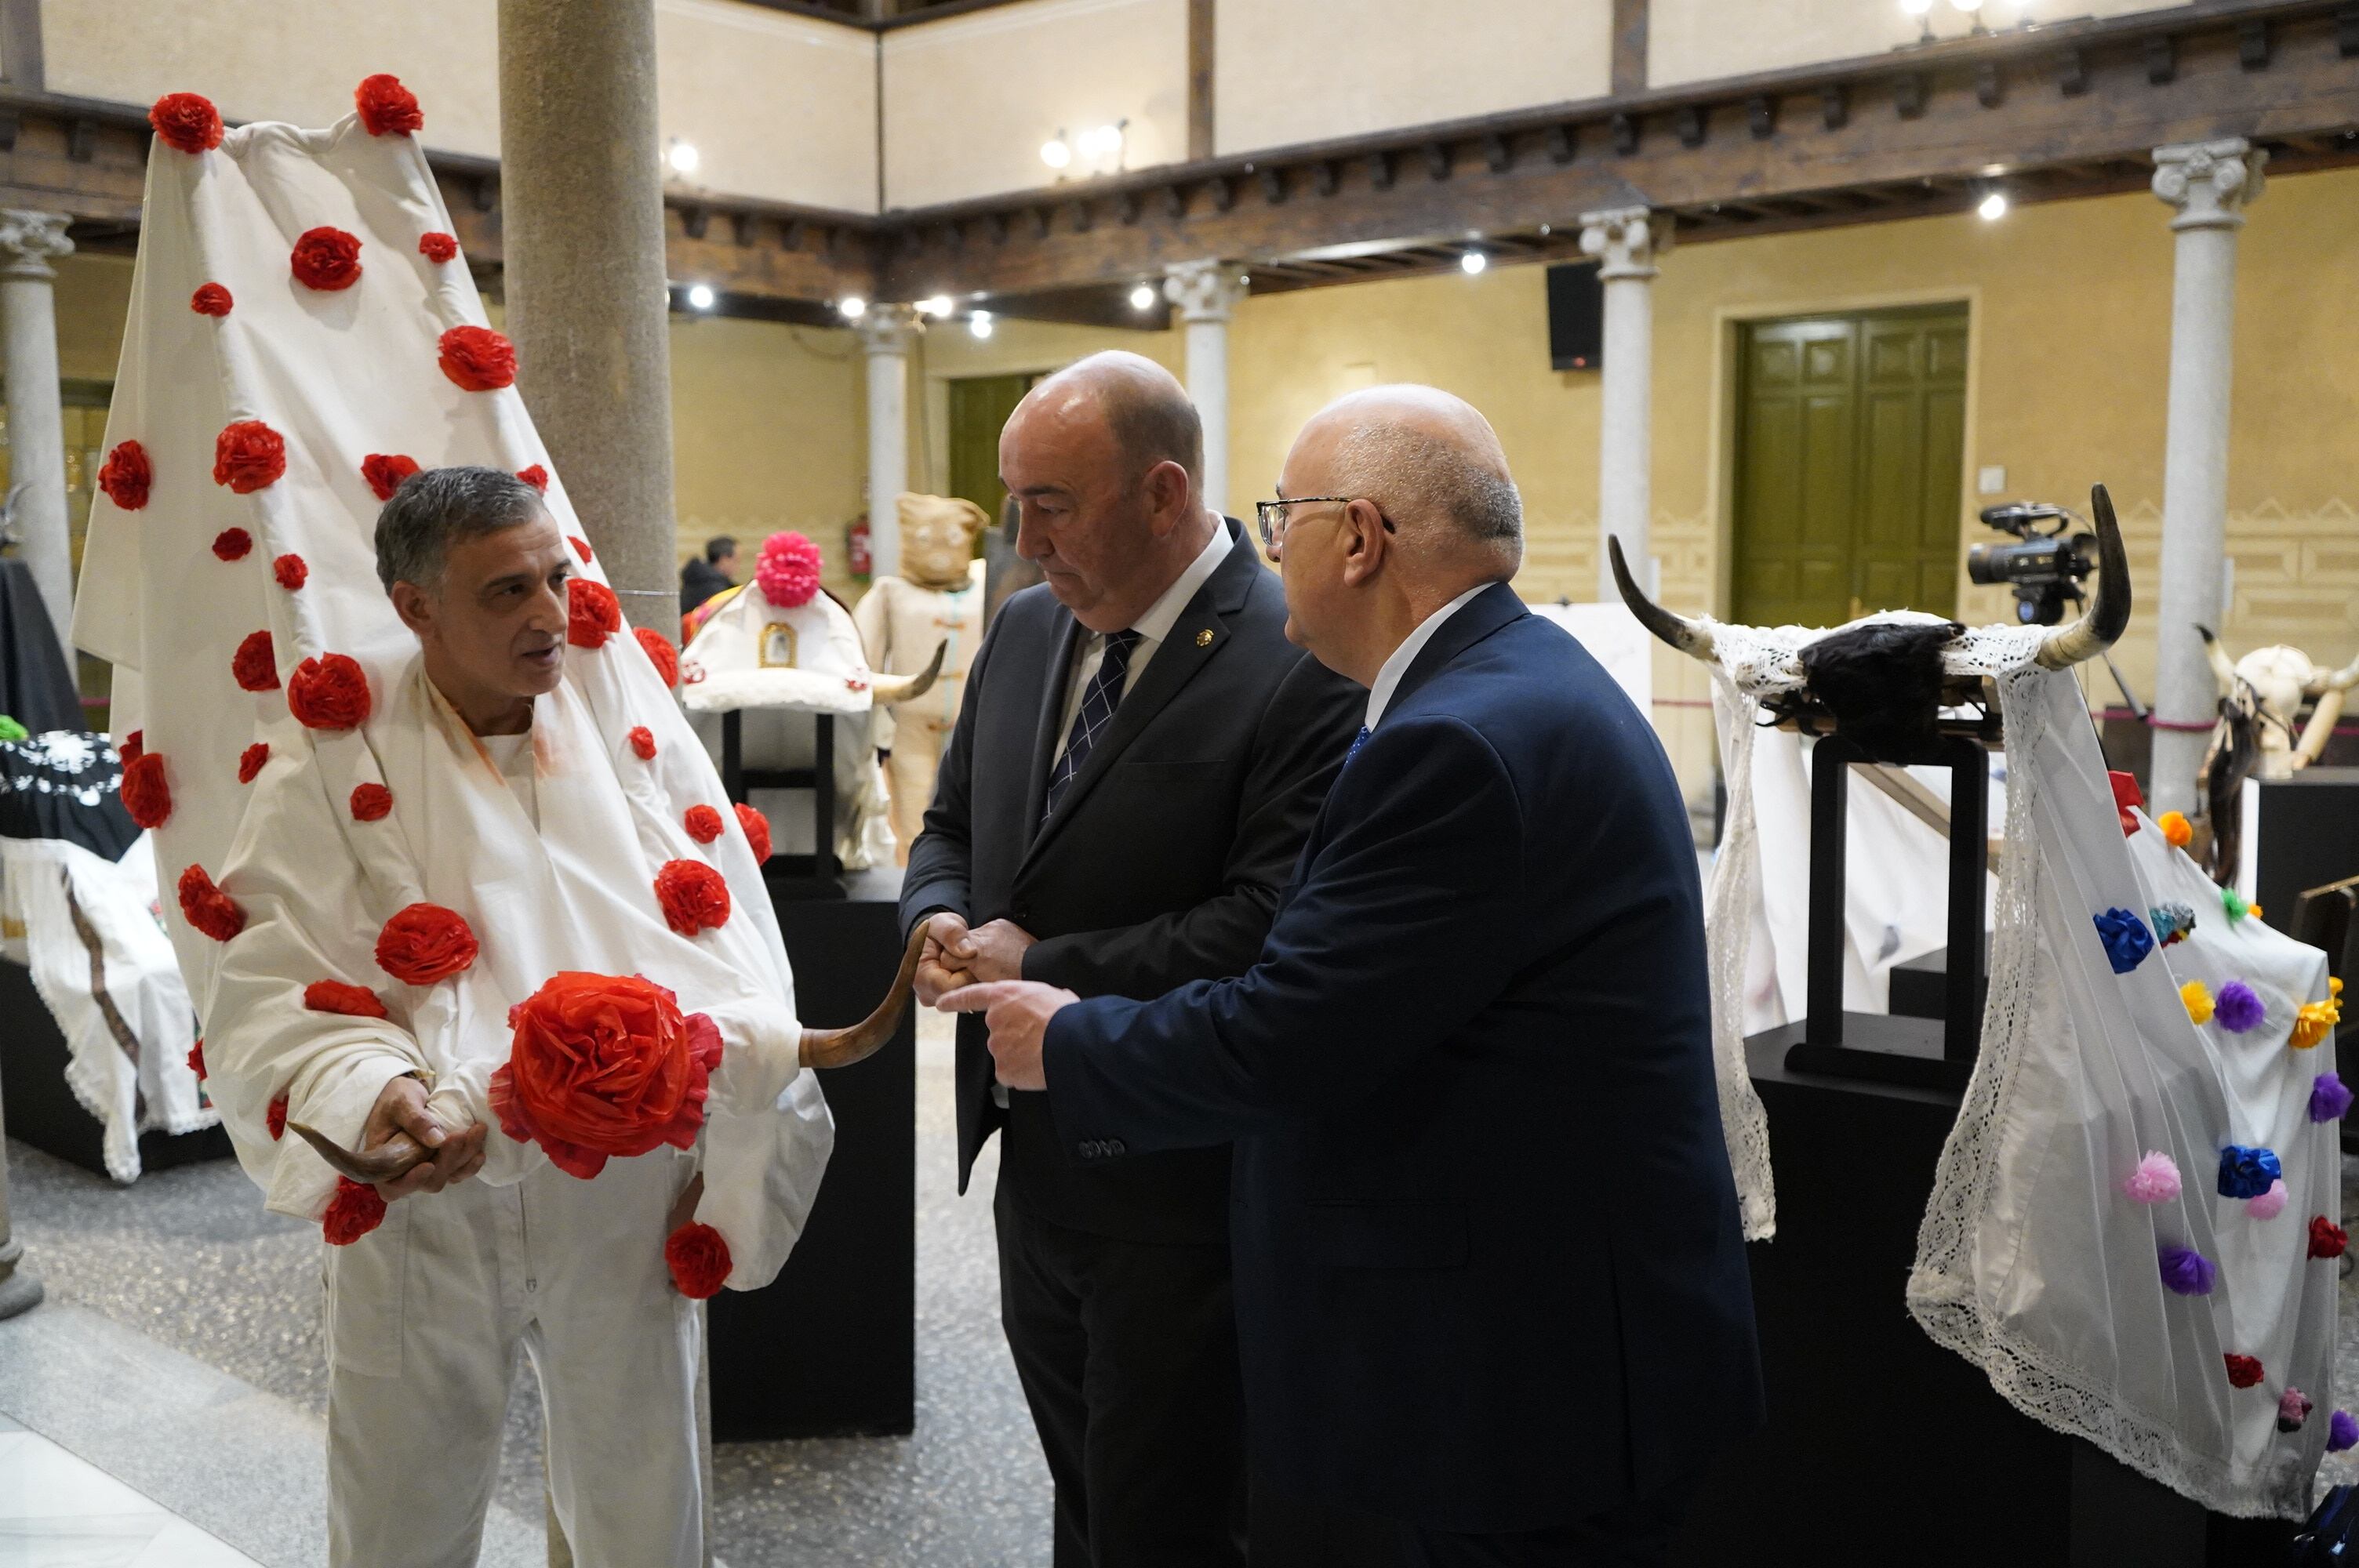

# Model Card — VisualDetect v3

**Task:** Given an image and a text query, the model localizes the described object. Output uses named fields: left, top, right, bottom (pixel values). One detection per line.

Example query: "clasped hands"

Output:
left=916, top=912, right=1076, bottom=1092
left=362, top=1073, right=486, bottom=1202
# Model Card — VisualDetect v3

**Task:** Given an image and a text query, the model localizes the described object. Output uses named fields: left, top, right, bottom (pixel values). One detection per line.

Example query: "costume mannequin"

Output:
left=852, top=493, right=987, bottom=863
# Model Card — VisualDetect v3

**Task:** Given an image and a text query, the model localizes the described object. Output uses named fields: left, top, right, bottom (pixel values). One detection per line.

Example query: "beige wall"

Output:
left=1217, top=0, right=1612, bottom=156
left=1648, top=0, right=2191, bottom=89
left=881, top=0, right=1187, bottom=209
left=656, top=0, right=879, bottom=212
left=916, top=316, right=1181, bottom=499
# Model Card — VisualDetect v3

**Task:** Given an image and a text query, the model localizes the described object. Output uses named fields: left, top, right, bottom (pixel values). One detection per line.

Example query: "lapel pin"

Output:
left=1195, top=628, right=1215, bottom=647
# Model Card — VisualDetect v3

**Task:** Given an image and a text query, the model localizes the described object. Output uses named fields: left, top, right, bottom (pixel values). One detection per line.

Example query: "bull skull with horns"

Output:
left=1609, top=485, right=2130, bottom=763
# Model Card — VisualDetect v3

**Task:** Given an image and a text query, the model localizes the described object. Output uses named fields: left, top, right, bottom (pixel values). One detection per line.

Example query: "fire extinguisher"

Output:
left=846, top=513, right=873, bottom=579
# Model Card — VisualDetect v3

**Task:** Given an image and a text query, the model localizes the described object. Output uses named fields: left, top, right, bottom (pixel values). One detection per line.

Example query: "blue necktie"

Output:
left=1345, top=724, right=1371, bottom=764
left=1045, top=629, right=1142, bottom=815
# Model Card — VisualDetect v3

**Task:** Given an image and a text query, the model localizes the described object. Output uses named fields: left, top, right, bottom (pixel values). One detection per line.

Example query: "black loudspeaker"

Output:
left=1547, top=260, right=1604, bottom=372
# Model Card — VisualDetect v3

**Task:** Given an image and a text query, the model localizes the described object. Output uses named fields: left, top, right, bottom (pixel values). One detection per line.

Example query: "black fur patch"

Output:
left=1780, top=620, right=1966, bottom=763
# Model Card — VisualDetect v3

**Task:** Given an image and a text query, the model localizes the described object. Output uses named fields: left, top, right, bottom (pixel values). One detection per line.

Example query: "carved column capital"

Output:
left=0, top=211, right=73, bottom=281
left=1163, top=259, right=1248, bottom=323
left=857, top=302, right=920, bottom=355
left=2151, top=139, right=2266, bottom=232
left=1577, top=205, right=1669, bottom=281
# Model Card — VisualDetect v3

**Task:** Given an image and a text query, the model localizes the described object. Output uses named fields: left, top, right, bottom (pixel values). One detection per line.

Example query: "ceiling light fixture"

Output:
left=1129, top=283, right=1158, bottom=310
left=666, top=138, right=700, bottom=176
left=969, top=310, right=994, bottom=340
left=1977, top=190, right=2009, bottom=220
left=1041, top=133, right=1071, bottom=170
left=686, top=283, right=715, bottom=310
left=916, top=295, right=954, bottom=318
left=1461, top=250, right=1488, bottom=275
left=838, top=296, right=867, bottom=321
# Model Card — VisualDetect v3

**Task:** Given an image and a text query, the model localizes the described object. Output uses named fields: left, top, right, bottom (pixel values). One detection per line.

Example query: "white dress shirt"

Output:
left=1363, top=582, right=1492, bottom=731
left=1051, top=520, right=1234, bottom=763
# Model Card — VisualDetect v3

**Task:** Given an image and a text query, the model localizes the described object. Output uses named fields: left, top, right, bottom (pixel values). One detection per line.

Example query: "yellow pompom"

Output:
left=2293, top=995, right=2344, bottom=1051
left=2158, top=810, right=2193, bottom=848
left=2332, top=977, right=2344, bottom=998
left=2182, top=980, right=2215, bottom=1025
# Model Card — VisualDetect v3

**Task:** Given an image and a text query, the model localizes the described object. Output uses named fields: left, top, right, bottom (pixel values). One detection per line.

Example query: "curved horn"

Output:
left=285, top=1120, right=431, bottom=1185
left=1608, top=535, right=1716, bottom=663
left=2034, top=484, right=2132, bottom=670
left=798, top=920, right=929, bottom=1069
left=2194, top=623, right=2241, bottom=688
left=870, top=639, right=947, bottom=707
left=2304, top=653, right=2359, bottom=699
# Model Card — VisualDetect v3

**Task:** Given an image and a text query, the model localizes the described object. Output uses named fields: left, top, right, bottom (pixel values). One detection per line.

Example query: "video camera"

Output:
left=1966, top=502, right=2098, bottom=626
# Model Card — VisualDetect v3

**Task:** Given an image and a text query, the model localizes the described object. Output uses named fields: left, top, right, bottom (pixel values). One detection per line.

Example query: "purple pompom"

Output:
left=2311, top=1073, right=2354, bottom=1123
left=2332, top=1410, right=2359, bottom=1454
left=2159, top=1244, right=2216, bottom=1296
left=2215, top=980, right=2266, bottom=1034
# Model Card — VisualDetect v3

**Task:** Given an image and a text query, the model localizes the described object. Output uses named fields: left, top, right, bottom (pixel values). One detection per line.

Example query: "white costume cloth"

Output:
left=70, top=105, right=831, bottom=1563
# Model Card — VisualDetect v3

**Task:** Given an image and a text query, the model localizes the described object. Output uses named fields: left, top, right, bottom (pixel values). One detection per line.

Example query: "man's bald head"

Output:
left=1015, top=350, right=1202, bottom=488
left=1297, top=385, right=1522, bottom=564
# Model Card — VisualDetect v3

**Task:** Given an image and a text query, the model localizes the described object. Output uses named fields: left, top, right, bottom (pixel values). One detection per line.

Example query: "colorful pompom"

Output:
left=2223, top=887, right=2256, bottom=924
left=212, top=528, right=252, bottom=561
left=567, top=579, right=621, bottom=649
left=685, top=804, right=724, bottom=844
left=147, top=93, right=224, bottom=154
left=2093, top=907, right=2154, bottom=974
left=350, top=782, right=393, bottom=822
left=664, top=1221, right=732, bottom=1300
left=186, top=1040, right=204, bottom=1080
left=2247, top=1179, right=2288, bottom=1221
left=355, top=74, right=423, bottom=137
left=273, top=553, right=308, bottom=591
left=755, top=532, right=823, bottom=607
left=304, top=979, right=387, bottom=1020
left=2281, top=1389, right=2314, bottom=1434
left=636, top=626, right=678, bottom=686
left=418, top=231, right=458, bottom=263
left=2181, top=980, right=2215, bottom=1025
left=2158, top=810, right=2193, bottom=848
left=322, top=1178, right=387, bottom=1246
left=2159, top=1244, right=2215, bottom=1296
left=517, top=463, right=549, bottom=492
left=2310, top=1073, right=2353, bottom=1123
left=736, top=803, right=772, bottom=866
left=97, top=441, right=151, bottom=510
left=2149, top=902, right=2197, bottom=946
left=628, top=725, right=656, bottom=761
left=569, top=535, right=592, bottom=564
left=119, top=752, right=171, bottom=829
left=362, top=452, right=420, bottom=502
left=190, top=281, right=233, bottom=317
left=2224, top=1354, right=2265, bottom=1389
left=267, top=1095, right=288, bottom=1141
left=2292, top=996, right=2342, bottom=1051
left=2215, top=981, right=2266, bottom=1034
left=2310, top=1218, right=2347, bottom=1261
left=238, top=742, right=268, bottom=784
left=2217, top=1145, right=2282, bottom=1200
left=2124, top=1150, right=2181, bottom=1204
left=2333, top=1412, right=2359, bottom=1453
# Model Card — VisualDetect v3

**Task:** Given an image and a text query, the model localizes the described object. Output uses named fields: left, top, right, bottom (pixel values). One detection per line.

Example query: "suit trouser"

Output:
left=995, top=1182, right=1248, bottom=1568
left=323, top=1149, right=703, bottom=1568
left=1394, top=1473, right=1701, bottom=1568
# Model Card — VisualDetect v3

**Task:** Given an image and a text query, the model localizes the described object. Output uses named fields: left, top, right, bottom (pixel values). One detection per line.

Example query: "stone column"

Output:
left=500, top=0, right=677, bottom=635
left=860, top=304, right=919, bottom=580
left=0, top=210, right=77, bottom=667
left=0, top=1067, right=44, bottom=1320
left=1579, top=207, right=1668, bottom=601
left=2149, top=140, right=2264, bottom=815
left=1164, top=260, right=1248, bottom=520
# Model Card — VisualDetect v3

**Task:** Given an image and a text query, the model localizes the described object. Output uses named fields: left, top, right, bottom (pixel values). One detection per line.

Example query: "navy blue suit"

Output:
left=1043, top=581, right=1765, bottom=1538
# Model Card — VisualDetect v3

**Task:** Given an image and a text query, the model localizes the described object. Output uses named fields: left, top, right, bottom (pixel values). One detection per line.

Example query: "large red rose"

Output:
left=354, top=74, right=423, bottom=136
left=292, top=227, right=362, bottom=292
left=654, top=859, right=730, bottom=936
left=568, top=579, right=621, bottom=649
left=517, top=463, right=549, bottom=492
left=213, top=419, right=287, bottom=493
left=305, top=979, right=388, bottom=1019
left=287, top=654, right=371, bottom=731
left=665, top=1221, right=732, bottom=1299
left=684, top=804, right=724, bottom=844
left=274, top=554, right=309, bottom=591
left=149, top=93, right=224, bottom=154
left=636, top=626, right=679, bottom=686
left=176, top=864, right=245, bottom=942
left=2311, top=1218, right=2349, bottom=1261
left=489, top=971, right=723, bottom=1180
left=213, top=528, right=253, bottom=561
left=191, top=282, right=234, bottom=317
left=350, top=782, right=393, bottom=822
left=362, top=452, right=420, bottom=502
left=417, top=230, right=458, bottom=263
left=238, top=742, right=269, bottom=784
left=736, top=803, right=772, bottom=866
left=438, top=326, right=516, bottom=391
left=232, top=630, right=279, bottom=691
left=98, top=441, right=151, bottom=510
left=375, top=902, right=478, bottom=985
left=322, top=1178, right=387, bottom=1246
left=120, top=752, right=172, bottom=829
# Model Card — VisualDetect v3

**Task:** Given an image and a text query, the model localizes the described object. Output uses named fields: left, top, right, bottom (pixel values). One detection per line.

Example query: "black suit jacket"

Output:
left=900, top=520, right=1362, bottom=1243
left=1042, top=583, right=1765, bottom=1530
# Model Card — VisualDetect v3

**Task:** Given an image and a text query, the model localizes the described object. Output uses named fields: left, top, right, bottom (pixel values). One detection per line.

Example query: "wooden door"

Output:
left=946, top=373, right=1033, bottom=527
left=1732, top=306, right=1967, bottom=626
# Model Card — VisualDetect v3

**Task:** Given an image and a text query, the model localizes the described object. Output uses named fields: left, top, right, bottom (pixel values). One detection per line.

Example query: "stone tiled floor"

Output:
left=0, top=1412, right=261, bottom=1567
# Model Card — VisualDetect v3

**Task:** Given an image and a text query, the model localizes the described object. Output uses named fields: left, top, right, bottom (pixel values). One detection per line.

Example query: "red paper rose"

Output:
left=98, top=441, right=151, bottom=510
left=287, top=653, right=372, bottom=731
left=232, top=630, right=279, bottom=691
left=375, top=902, right=478, bottom=985
left=2225, top=1354, right=2265, bottom=1389
left=2310, top=1217, right=2348, bottom=1260
left=489, top=971, right=723, bottom=1179
left=568, top=579, right=621, bottom=649
left=636, top=627, right=678, bottom=686
left=212, top=528, right=252, bottom=561
left=305, top=978, right=388, bottom=1019
left=736, top=803, right=772, bottom=866
left=322, top=1178, right=387, bottom=1246
left=213, top=419, right=287, bottom=493
left=569, top=536, right=593, bottom=564
left=665, top=1221, right=732, bottom=1299
left=517, top=463, right=549, bottom=492
left=274, top=554, right=309, bottom=591
left=187, top=1040, right=205, bottom=1080
left=417, top=230, right=458, bottom=263
left=267, top=1095, right=289, bottom=1139
left=149, top=93, right=224, bottom=154
left=191, top=282, right=234, bottom=316
left=354, top=74, right=423, bottom=136
left=362, top=452, right=420, bottom=502
left=755, top=532, right=823, bottom=608
left=350, top=782, right=393, bottom=822
left=177, top=864, right=245, bottom=942
left=654, top=859, right=731, bottom=936
left=438, top=325, right=515, bottom=391
left=684, top=804, right=724, bottom=844
left=290, top=227, right=362, bottom=292
left=119, top=731, right=144, bottom=765
left=628, top=726, right=657, bottom=761
left=120, top=752, right=172, bottom=829
left=238, top=742, right=269, bottom=784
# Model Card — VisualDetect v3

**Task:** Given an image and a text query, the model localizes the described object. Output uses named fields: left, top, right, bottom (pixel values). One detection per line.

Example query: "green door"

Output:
left=1732, top=306, right=1967, bottom=626
left=946, top=373, right=1034, bottom=527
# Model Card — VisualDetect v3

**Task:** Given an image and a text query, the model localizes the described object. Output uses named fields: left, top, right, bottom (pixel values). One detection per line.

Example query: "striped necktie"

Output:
left=1045, top=629, right=1142, bottom=815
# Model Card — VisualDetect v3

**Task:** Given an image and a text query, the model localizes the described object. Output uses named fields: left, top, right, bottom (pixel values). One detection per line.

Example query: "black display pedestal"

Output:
left=1670, top=1023, right=2295, bottom=1567
left=2254, top=768, right=2359, bottom=938
left=706, top=867, right=915, bottom=1439
left=0, top=958, right=230, bottom=1177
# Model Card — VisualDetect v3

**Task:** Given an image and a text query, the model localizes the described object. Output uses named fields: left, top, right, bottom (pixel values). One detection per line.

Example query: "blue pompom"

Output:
left=2094, top=907, right=2156, bottom=975
left=2217, top=1144, right=2283, bottom=1200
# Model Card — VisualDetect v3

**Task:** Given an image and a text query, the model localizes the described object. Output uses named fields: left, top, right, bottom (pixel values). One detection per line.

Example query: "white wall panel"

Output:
left=657, top=0, right=878, bottom=213
left=1648, top=0, right=2193, bottom=89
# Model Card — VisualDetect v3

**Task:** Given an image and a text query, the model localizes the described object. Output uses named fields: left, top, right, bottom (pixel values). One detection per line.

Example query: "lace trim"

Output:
left=1703, top=667, right=1776, bottom=1240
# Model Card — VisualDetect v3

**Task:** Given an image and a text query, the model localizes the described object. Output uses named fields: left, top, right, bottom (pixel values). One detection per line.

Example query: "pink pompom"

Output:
left=754, top=532, right=823, bottom=608
left=2124, top=1150, right=2181, bottom=1204
left=2246, top=1178, right=2288, bottom=1221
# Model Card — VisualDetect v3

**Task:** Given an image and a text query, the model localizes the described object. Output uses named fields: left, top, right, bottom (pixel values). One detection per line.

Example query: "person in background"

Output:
left=680, top=535, right=737, bottom=615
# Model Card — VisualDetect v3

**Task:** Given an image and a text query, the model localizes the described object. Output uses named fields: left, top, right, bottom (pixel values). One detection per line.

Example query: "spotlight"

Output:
left=1079, top=124, right=1125, bottom=158
left=838, top=296, right=867, bottom=321
left=1041, top=134, right=1071, bottom=170
left=686, top=283, right=715, bottom=310
left=916, top=295, right=955, bottom=318
left=1461, top=250, right=1488, bottom=275
left=666, top=138, right=700, bottom=176
left=969, top=310, right=994, bottom=340
left=1977, top=191, right=2009, bottom=220
left=1129, top=283, right=1158, bottom=311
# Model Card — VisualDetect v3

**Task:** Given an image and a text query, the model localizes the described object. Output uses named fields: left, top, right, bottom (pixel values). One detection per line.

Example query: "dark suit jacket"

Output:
left=900, top=519, right=1363, bottom=1244
left=1042, top=581, right=1765, bottom=1530
left=679, top=558, right=732, bottom=615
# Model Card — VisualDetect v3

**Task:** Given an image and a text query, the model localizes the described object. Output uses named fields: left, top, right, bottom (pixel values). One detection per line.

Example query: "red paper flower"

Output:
left=755, top=532, right=823, bottom=607
left=665, top=1221, right=732, bottom=1299
left=350, top=782, right=393, bottom=822
left=354, top=74, right=423, bottom=136
left=238, top=742, right=268, bottom=784
left=569, top=536, right=593, bottom=564
left=2225, top=1354, right=2265, bottom=1389
left=212, top=528, right=252, bottom=561
left=517, top=464, right=549, bottom=492
left=213, top=419, right=287, bottom=493
left=290, top=227, right=362, bottom=292
left=232, top=630, right=279, bottom=692
left=288, top=654, right=372, bottom=731
left=191, top=282, right=234, bottom=317
left=274, top=554, right=309, bottom=592
left=305, top=978, right=389, bottom=1019
left=2310, top=1218, right=2348, bottom=1260
left=149, top=93, right=224, bottom=154
left=267, top=1095, right=289, bottom=1140
left=322, top=1178, right=387, bottom=1246
left=375, top=902, right=478, bottom=985
left=361, top=452, right=420, bottom=502
left=98, top=441, right=151, bottom=510
left=685, top=804, right=724, bottom=844
left=568, top=579, right=621, bottom=649
left=187, top=1040, right=205, bottom=1080
left=654, top=859, right=730, bottom=936
left=628, top=726, right=657, bottom=761
left=489, top=972, right=723, bottom=1180
left=635, top=627, right=678, bottom=686
left=417, top=230, right=458, bottom=263
left=119, top=731, right=144, bottom=765
left=120, top=752, right=172, bottom=829
left=736, top=803, right=772, bottom=865
left=176, top=864, right=245, bottom=942
left=438, top=325, right=515, bottom=392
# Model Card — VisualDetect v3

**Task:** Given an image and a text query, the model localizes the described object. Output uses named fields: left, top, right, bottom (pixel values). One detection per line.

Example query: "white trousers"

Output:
left=323, top=1149, right=703, bottom=1568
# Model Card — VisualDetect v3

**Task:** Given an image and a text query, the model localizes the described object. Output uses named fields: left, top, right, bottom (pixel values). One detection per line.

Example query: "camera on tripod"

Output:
left=1967, top=502, right=2098, bottom=626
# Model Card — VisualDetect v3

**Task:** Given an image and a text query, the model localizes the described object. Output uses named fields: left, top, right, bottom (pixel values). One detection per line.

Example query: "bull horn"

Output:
left=2034, top=484, right=2132, bottom=670
left=286, top=1120, right=431, bottom=1185
left=2304, top=653, right=2359, bottom=699
left=2194, top=623, right=2241, bottom=688
left=871, top=640, right=947, bottom=707
left=799, top=920, right=929, bottom=1069
left=1608, top=535, right=1715, bottom=662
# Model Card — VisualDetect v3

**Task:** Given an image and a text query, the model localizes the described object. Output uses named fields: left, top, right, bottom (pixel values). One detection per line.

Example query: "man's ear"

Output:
left=1142, top=459, right=1193, bottom=533
left=1338, top=498, right=1389, bottom=589
left=389, top=580, right=435, bottom=641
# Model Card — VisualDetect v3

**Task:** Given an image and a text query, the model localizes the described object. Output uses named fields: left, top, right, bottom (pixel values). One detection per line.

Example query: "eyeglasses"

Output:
left=1253, top=496, right=1397, bottom=554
